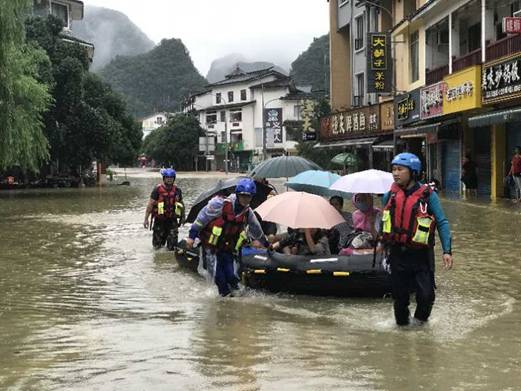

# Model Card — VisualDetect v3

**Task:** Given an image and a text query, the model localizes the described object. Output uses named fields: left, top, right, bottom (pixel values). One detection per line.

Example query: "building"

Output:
left=32, top=0, right=94, bottom=61
left=141, top=112, right=170, bottom=140
left=321, top=0, right=395, bottom=171
left=184, top=67, right=310, bottom=172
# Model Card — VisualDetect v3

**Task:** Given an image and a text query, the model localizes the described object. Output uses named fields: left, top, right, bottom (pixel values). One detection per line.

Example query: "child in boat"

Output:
left=271, top=228, right=330, bottom=256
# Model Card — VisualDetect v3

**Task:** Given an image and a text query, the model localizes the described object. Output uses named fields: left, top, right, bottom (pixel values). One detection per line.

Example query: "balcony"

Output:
left=426, top=64, right=449, bottom=85
left=452, top=48, right=482, bottom=72
left=486, top=34, right=521, bottom=62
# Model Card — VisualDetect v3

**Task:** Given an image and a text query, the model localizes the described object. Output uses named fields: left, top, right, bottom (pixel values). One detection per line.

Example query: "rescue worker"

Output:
left=143, top=168, right=185, bottom=250
left=381, top=153, right=453, bottom=326
left=185, top=178, right=269, bottom=297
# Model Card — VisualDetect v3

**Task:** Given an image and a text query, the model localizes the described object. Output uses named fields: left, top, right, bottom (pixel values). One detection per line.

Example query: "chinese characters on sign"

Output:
left=367, top=33, right=392, bottom=93
left=264, top=108, right=283, bottom=147
left=420, top=82, right=445, bottom=119
left=482, top=55, right=521, bottom=103
left=380, top=102, right=394, bottom=131
left=322, top=106, right=379, bottom=140
left=446, top=81, right=473, bottom=101
left=300, top=99, right=317, bottom=141
left=394, top=89, right=421, bottom=126
left=502, top=17, right=521, bottom=34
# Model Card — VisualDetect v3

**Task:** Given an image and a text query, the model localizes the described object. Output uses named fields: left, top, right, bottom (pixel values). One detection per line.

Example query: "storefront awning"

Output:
left=468, top=107, right=521, bottom=128
left=395, top=123, right=440, bottom=137
left=372, top=139, right=395, bottom=151
left=313, top=137, right=378, bottom=149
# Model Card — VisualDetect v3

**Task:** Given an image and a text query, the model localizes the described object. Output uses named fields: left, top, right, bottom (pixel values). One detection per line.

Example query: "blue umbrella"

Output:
left=286, top=170, right=351, bottom=197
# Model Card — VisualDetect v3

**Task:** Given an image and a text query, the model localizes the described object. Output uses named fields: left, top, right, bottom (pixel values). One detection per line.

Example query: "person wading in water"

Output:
left=381, top=153, right=453, bottom=326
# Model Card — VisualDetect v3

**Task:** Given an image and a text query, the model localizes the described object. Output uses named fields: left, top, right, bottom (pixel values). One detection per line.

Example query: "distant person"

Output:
left=508, top=146, right=521, bottom=203
left=352, top=193, right=381, bottom=239
left=382, top=153, right=453, bottom=327
left=143, top=168, right=184, bottom=250
left=461, top=154, right=478, bottom=197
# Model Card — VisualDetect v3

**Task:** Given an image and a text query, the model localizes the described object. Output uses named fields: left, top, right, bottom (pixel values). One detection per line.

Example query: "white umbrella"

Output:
left=330, top=169, right=394, bottom=194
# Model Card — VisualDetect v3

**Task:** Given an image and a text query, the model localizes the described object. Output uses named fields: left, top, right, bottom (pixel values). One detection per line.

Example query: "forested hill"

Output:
left=72, top=6, right=155, bottom=71
left=290, top=34, right=329, bottom=93
left=206, top=54, right=287, bottom=83
left=99, top=38, right=207, bottom=118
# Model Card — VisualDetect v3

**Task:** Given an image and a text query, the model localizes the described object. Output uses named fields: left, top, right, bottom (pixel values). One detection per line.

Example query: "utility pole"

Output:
left=224, top=112, right=229, bottom=174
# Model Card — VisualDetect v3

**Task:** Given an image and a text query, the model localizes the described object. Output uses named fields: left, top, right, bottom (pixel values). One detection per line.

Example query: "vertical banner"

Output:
left=301, top=99, right=317, bottom=141
left=367, top=33, right=392, bottom=93
left=264, top=108, right=283, bottom=147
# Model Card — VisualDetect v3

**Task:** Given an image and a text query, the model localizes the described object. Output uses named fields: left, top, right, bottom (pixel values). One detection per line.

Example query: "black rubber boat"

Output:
left=175, top=240, right=392, bottom=297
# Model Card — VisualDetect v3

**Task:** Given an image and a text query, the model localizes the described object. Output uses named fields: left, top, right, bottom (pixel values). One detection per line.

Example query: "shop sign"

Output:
left=300, top=99, right=317, bottom=141
left=395, top=89, right=421, bottom=126
left=380, top=101, right=394, bottom=131
left=321, top=105, right=380, bottom=140
left=367, top=33, right=392, bottom=93
left=482, top=54, right=521, bottom=104
left=420, top=82, right=445, bottom=119
left=443, top=65, right=481, bottom=113
left=502, top=17, right=521, bottom=34
left=264, top=108, right=283, bottom=147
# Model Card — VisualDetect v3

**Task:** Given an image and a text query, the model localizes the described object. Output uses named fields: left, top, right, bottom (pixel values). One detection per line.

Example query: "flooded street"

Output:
left=1, top=169, right=520, bottom=390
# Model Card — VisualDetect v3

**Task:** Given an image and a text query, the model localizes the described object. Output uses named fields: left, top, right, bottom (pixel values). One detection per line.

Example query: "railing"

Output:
left=425, top=64, right=449, bottom=85
left=452, top=48, right=482, bottom=72
left=486, top=34, right=521, bottom=62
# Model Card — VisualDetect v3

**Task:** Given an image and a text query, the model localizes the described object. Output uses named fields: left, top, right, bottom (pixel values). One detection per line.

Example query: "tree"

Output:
left=0, top=0, right=52, bottom=171
left=290, top=35, right=330, bottom=93
left=144, top=114, right=203, bottom=170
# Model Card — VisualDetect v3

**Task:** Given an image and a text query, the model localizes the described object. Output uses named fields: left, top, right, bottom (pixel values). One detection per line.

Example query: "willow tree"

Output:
left=0, top=0, right=52, bottom=171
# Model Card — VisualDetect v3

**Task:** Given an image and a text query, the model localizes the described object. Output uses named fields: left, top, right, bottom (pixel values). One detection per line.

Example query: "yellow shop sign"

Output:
left=443, top=65, right=482, bottom=114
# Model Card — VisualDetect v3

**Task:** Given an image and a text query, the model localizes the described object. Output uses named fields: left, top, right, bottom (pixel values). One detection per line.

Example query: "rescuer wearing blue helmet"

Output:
left=381, top=152, right=453, bottom=326
left=144, top=168, right=184, bottom=250
left=185, top=177, right=269, bottom=297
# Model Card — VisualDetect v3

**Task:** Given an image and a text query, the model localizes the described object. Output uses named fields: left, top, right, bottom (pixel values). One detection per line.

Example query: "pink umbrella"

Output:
left=255, top=192, right=346, bottom=229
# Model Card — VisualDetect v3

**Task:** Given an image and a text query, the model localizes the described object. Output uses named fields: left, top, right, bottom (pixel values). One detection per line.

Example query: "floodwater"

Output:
left=0, top=169, right=520, bottom=390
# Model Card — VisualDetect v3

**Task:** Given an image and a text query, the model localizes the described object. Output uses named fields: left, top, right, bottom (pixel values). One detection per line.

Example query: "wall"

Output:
left=329, top=0, right=351, bottom=111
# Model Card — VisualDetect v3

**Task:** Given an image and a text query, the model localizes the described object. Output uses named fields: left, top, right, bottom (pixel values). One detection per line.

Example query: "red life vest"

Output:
left=381, top=183, right=435, bottom=249
left=200, top=199, right=248, bottom=252
left=152, top=184, right=178, bottom=219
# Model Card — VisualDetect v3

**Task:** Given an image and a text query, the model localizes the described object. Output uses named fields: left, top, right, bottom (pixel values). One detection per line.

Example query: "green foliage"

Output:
left=0, top=0, right=52, bottom=171
left=143, top=114, right=203, bottom=170
left=99, top=38, right=208, bottom=118
left=290, top=34, right=330, bottom=93
left=24, top=15, right=142, bottom=172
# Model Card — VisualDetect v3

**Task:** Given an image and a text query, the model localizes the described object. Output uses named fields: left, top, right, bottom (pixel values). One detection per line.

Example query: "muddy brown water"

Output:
left=1, top=169, right=520, bottom=390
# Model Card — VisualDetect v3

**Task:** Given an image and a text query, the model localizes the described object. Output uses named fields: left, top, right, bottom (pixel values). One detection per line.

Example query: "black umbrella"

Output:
left=185, top=176, right=274, bottom=223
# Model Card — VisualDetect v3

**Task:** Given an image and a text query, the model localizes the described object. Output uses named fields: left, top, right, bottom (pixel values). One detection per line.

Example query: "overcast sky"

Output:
left=83, top=0, right=329, bottom=75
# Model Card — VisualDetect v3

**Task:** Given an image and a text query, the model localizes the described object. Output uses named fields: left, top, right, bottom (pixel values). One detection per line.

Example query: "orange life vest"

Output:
left=152, top=184, right=178, bottom=220
left=200, top=199, right=248, bottom=252
left=381, top=183, right=436, bottom=249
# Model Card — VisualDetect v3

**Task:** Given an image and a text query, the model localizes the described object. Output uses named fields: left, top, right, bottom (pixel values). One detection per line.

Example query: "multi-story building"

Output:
left=321, top=0, right=395, bottom=171
left=185, top=67, right=310, bottom=172
left=141, top=112, right=171, bottom=140
left=32, top=0, right=94, bottom=61
left=391, top=0, right=521, bottom=199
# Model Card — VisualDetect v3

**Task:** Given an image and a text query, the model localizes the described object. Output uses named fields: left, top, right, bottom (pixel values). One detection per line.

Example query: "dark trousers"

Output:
left=390, top=246, right=435, bottom=326
left=152, top=218, right=178, bottom=250
left=214, top=251, right=239, bottom=296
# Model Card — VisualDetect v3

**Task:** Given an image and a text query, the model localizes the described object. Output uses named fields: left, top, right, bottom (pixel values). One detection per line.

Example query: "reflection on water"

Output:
left=1, top=169, right=520, bottom=390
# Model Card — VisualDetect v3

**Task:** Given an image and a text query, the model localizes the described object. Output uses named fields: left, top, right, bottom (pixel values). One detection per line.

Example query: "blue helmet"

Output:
left=391, top=153, right=422, bottom=174
left=235, top=178, right=256, bottom=196
left=162, top=168, right=176, bottom=178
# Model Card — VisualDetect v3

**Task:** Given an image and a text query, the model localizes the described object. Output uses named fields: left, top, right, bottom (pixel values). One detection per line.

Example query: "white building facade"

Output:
left=141, top=112, right=170, bottom=139
left=185, top=67, right=309, bottom=172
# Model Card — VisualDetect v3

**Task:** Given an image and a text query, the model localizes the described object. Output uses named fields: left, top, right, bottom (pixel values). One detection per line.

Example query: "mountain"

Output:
left=72, top=6, right=155, bottom=71
left=206, top=54, right=287, bottom=83
left=99, top=38, right=207, bottom=118
left=290, top=34, right=330, bottom=93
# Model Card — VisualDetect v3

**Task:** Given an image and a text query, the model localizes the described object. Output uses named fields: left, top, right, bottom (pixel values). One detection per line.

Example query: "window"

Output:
left=355, top=73, right=364, bottom=106
left=240, top=89, right=247, bottom=101
left=355, top=15, right=364, bottom=50
left=156, top=116, right=164, bottom=125
left=293, top=105, right=301, bottom=118
left=228, top=91, right=234, bottom=102
left=51, top=1, right=69, bottom=28
left=206, top=111, right=217, bottom=124
left=220, top=111, right=226, bottom=122
left=216, top=93, right=221, bottom=104
left=410, top=31, right=419, bottom=82
left=230, top=109, right=242, bottom=122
